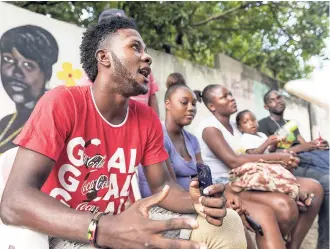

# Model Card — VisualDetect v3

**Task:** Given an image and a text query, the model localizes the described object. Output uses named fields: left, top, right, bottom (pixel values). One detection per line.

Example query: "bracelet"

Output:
left=87, top=212, right=105, bottom=248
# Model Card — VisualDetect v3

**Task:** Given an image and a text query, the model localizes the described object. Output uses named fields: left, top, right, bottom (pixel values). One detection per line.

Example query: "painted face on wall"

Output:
left=1, top=47, right=46, bottom=107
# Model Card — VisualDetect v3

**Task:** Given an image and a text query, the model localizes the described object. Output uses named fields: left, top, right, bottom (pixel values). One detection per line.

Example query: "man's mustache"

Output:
left=2, top=76, right=31, bottom=92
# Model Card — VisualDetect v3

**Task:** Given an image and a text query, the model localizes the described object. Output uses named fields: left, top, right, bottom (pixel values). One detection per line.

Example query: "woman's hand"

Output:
left=224, top=192, right=254, bottom=232
left=276, top=151, right=300, bottom=170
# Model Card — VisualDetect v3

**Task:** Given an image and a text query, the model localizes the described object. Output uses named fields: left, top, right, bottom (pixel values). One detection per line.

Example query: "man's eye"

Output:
left=23, top=62, right=35, bottom=70
left=132, top=44, right=140, bottom=50
left=3, top=56, right=14, bottom=64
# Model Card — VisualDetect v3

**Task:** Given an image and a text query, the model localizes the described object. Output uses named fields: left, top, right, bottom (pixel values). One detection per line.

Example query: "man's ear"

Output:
left=96, top=49, right=111, bottom=67
left=264, top=104, right=269, bottom=111
left=165, top=99, right=171, bottom=110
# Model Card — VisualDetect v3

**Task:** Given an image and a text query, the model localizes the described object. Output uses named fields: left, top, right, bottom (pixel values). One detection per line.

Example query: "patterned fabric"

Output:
left=229, top=162, right=300, bottom=199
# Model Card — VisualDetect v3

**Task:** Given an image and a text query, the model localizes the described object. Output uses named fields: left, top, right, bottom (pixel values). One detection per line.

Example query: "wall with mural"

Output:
left=0, top=2, right=90, bottom=154
left=0, top=2, right=318, bottom=156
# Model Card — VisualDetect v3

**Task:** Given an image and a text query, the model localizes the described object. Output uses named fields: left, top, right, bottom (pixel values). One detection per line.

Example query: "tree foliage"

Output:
left=9, top=1, right=329, bottom=83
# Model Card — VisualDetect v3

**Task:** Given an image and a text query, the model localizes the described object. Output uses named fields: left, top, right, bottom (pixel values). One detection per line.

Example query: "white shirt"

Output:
left=240, top=132, right=269, bottom=153
left=195, top=115, right=245, bottom=179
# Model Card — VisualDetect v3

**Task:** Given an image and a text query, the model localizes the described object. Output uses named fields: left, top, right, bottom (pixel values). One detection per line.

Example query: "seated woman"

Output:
left=194, top=84, right=324, bottom=249
left=138, top=82, right=250, bottom=249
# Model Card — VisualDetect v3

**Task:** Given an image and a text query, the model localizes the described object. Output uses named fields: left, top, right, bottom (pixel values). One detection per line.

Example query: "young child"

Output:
left=235, top=109, right=314, bottom=209
left=236, top=109, right=279, bottom=154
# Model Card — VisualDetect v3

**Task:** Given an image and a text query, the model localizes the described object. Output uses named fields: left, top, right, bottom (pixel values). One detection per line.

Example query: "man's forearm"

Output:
left=0, top=187, right=93, bottom=243
left=287, top=144, right=309, bottom=153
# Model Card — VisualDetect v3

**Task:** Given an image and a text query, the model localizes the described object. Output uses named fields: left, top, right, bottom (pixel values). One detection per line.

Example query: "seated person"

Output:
left=236, top=109, right=315, bottom=209
left=139, top=82, right=253, bottom=249
left=195, top=84, right=323, bottom=249
left=0, top=17, right=245, bottom=249
left=259, top=89, right=329, bottom=172
left=259, top=89, right=329, bottom=249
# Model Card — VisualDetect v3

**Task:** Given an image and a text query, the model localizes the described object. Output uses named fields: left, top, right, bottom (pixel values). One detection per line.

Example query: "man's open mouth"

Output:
left=139, top=67, right=151, bottom=78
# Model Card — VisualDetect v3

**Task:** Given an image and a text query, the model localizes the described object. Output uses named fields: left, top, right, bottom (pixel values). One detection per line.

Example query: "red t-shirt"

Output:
left=14, top=86, right=168, bottom=214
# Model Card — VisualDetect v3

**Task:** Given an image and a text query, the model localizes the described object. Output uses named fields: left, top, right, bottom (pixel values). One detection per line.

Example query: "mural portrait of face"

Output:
left=0, top=25, right=59, bottom=109
left=0, top=25, right=59, bottom=154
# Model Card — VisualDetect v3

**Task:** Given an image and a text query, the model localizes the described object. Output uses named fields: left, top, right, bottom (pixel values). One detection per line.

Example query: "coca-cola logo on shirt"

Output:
left=81, top=174, right=109, bottom=198
left=83, top=153, right=105, bottom=169
left=76, top=202, right=100, bottom=214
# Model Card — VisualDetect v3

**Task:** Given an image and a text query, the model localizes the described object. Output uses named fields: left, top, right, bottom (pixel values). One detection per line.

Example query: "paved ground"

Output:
left=301, top=218, right=318, bottom=249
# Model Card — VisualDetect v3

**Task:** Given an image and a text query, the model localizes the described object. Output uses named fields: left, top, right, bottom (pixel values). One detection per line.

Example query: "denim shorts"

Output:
left=212, top=177, right=230, bottom=185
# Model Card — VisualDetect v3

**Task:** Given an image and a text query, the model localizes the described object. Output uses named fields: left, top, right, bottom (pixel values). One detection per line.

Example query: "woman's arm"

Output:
left=202, top=127, right=297, bottom=169
left=195, top=153, right=203, bottom=164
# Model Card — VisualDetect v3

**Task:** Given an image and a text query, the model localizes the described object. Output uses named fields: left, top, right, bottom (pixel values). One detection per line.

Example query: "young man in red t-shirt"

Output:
left=0, top=16, right=243, bottom=249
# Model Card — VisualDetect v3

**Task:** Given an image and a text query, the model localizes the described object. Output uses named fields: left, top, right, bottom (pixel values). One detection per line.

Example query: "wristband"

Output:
left=87, top=212, right=104, bottom=248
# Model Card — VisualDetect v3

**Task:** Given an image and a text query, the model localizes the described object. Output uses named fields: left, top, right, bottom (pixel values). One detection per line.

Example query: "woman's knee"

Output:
left=191, top=209, right=247, bottom=249
left=272, top=194, right=299, bottom=226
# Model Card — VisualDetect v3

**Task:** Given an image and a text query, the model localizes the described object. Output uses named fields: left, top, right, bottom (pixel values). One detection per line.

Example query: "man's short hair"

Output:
left=0, top=25, right=59, bottom=81
left=80, top=15, right=137, bottom=82
left=263, top=89, right=277, bottom=104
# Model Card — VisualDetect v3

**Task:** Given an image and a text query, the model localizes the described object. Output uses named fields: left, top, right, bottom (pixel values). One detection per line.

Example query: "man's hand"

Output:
left=98, top=185, right=206, bottom=249
left=189, top=179, right=227, bottom=226
left=225, top=192, right=254, bottom=232
left=312, top=139, right=329, bottom=150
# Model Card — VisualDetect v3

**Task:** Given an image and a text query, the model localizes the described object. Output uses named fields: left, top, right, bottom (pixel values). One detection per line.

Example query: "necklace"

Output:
left=270, top=116, right=287, bottom=130
left=0, top=113, right=24, bottom=148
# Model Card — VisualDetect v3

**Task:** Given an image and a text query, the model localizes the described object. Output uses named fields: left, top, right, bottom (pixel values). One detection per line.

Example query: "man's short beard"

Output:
left=271, top=108, right=285, bottom=116
left=110, top=51, right=148, bottom=97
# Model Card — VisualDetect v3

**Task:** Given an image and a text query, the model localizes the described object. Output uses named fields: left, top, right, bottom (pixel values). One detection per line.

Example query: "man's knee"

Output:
left=190, top=209, right=247, bottom=249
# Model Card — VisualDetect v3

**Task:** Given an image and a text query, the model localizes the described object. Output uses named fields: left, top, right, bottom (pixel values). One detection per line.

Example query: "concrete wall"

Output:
left=1, top=2, right=322, bottom=150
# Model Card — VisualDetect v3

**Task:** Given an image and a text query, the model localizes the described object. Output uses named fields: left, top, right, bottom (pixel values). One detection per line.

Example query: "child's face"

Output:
left=239, top=112, right=259, bottom=134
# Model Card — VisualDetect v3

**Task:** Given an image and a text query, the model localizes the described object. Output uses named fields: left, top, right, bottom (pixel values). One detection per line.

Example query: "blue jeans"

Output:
left=293, top=165, right=329, bottom=248
left=298, top=150, right=329, bottom=173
